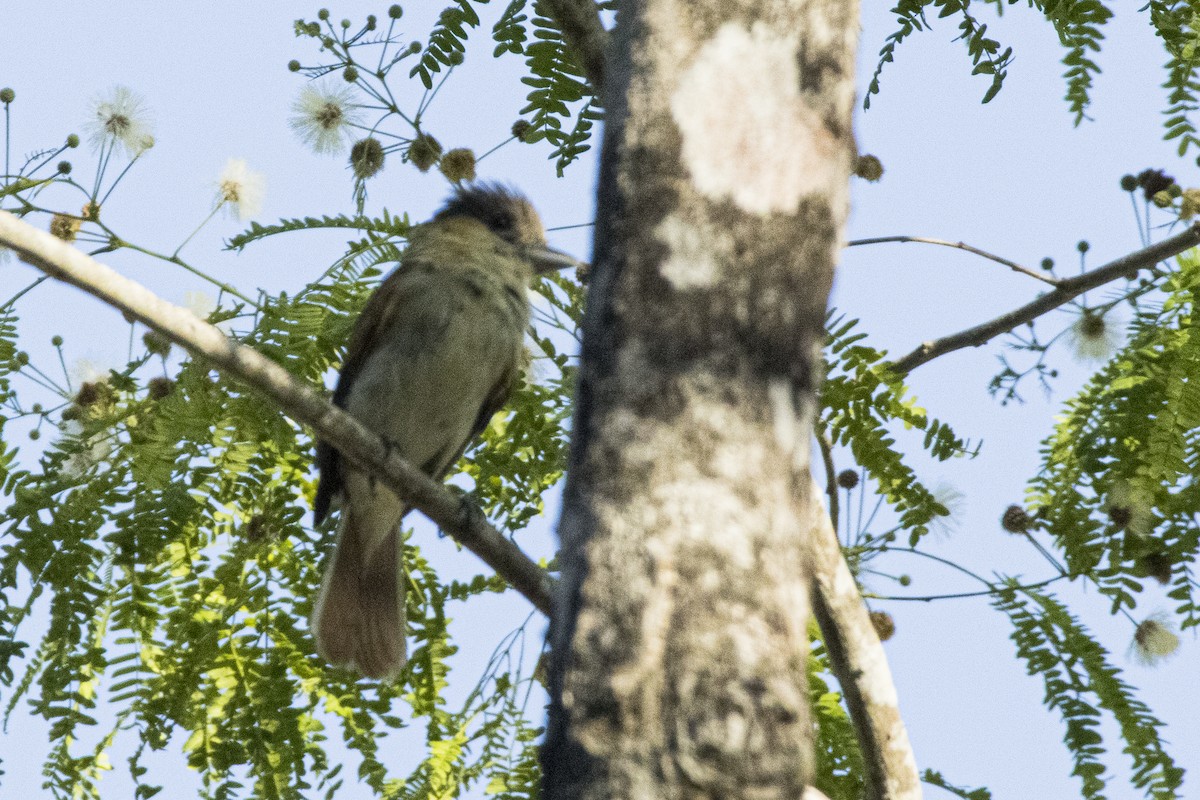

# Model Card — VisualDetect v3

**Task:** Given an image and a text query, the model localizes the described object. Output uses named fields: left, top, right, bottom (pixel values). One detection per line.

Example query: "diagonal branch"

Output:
left=0, top=210, right=554, bottom=615
left=890, top=222, right=1200, bottom=375
left=539, top=0, right=609, bottom=93
left=807, top=479, right=921, bottom=800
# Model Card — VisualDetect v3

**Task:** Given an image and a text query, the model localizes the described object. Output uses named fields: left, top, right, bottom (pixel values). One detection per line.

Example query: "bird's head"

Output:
left=434, top=183, right=582, bottom=274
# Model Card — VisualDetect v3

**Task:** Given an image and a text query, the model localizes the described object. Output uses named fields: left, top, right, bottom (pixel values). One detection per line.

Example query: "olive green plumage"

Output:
left=312, top=184, right=575, bottom=680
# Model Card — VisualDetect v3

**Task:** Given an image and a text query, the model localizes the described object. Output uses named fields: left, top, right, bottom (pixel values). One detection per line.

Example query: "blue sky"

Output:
left=2, top=3, right=1196, bottom=799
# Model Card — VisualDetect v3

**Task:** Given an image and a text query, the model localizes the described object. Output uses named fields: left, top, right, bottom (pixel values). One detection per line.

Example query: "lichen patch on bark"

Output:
left=654, top=213, right=721, bottom=289
left=670, top=21, right=839, bottom=215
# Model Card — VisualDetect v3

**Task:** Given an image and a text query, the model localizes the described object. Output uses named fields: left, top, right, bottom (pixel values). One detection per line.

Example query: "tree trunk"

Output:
left=542, top=1, right=860, bottom=798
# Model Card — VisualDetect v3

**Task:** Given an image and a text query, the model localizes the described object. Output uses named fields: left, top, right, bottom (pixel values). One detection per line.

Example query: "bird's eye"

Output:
left=492, top=212, right=514, bottom=233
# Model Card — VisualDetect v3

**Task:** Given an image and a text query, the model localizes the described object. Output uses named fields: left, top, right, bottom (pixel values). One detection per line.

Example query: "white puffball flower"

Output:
left=289, top=82, right=362, bottom=155
left=1131, top=613, right=1181, bottom=666
left=216, top=158, right=266, bottom=221
left=59, top=420, right=114, bottom=478
left=1067, top=309, right=1123, bottom=363
left=87, top=85, right=155, bottom=157
left=70, top=358, right=108, bottom=387
left=929, top=480, right=966, bottom=536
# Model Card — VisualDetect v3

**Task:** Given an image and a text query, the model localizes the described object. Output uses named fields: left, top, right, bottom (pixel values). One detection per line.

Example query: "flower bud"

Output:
left=407, top=133, right=442, bottom=172
left=148, top=377, right=175, bottom=400
left=1001, top=504, right=1030, bottom=534
left=50, top=214, right=81, bottom=242
left=143, top=331, right=172, bottom=356
left=1133, top=615, right=1180, bottom=666
left=1137, top=168, right=1175, bottom=200
left=245, top=514, right=269, bottom=542
left=439, top=147, right=476, bottom=182
left=1108, top=505, right=1132, bottom=528
left=869, top=610, right=895, bottom=641
left=854, top=153, right=884, bottom=182
left=76, top=381, right=111, bottom=409
left=350, top=137, right=386, bottom=179
left=1139, top=552, right=1172, bottom=585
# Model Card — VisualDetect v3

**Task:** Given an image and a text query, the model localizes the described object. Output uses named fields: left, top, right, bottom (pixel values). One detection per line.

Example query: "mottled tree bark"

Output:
left=542, top=2, right=859, bottom=798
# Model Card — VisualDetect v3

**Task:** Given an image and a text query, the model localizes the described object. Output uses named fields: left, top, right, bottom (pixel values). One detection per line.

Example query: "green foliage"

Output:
left=0, top=237, right=567, bottom=797
left=1, top=257, right=374, bottom=798
left=1027, top=253, right=1200, bottom=626
left=922, top=769, right=993, bottom=800
left=1039, top=0, right=1114, bottom=125
left=410, top=1, right=487, bottom=88
left=1149, top=2, right=1200, bottom=155
left=995, top=584, right=1182, bottom=799
left=822, top=314, right=974, bottom=545
left=808, top=629, right=866, bottom=800
left=866, top=0, right=1200, bottom=152
left=867, top=1, right=1015, bottom=109
left=227, top=211, right=412, bottom=252
left=493, top=1, right=599, bottom=174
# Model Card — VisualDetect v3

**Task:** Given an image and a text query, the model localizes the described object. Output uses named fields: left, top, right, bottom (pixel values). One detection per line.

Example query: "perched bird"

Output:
left=311, top=184, right=578, bottom=680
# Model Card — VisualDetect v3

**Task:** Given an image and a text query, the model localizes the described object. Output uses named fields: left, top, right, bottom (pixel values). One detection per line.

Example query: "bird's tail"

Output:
left=312, top=511, right=407, bottom=681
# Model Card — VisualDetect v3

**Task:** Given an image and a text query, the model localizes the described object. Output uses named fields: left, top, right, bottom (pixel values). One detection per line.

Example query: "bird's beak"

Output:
left=524, top=244, right=586, bottom=274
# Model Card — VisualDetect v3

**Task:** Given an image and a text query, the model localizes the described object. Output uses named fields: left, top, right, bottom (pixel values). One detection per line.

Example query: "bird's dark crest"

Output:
left=434, top=182, right=545, bottom=246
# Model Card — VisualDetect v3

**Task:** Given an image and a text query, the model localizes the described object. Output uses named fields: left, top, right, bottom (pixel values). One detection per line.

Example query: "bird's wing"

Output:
left=422, top=351, right=519, bottom=483
left=314, top=263, right=441, bottom=525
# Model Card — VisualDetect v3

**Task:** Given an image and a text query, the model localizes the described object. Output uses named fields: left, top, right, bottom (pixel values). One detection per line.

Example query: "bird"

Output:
left=311, top=183, right=579, bottom=680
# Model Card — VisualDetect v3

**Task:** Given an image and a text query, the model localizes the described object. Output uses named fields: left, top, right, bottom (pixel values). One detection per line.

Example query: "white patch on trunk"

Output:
left=655, top=214, right=720, bottom=289
left=670, top=21, right=838, bottom=215
left=768, top=377, right=811, bottom=471
left=768, top=378, right=796, bottom=456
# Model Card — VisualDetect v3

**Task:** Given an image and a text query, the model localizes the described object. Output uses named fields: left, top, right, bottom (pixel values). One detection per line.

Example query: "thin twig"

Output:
left=817, top=432, right=839, bottom=532
left=0, top=210, right=554, bottom=615
left=870, top=576, right=1064, bottom=603
left=847, top=235, right=1060, bottom=287
left=806, top=481, right=921, bottom=800
left=539, top=0, right=609, bottom=93
left=889, top=222, right=1200, bottom=375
